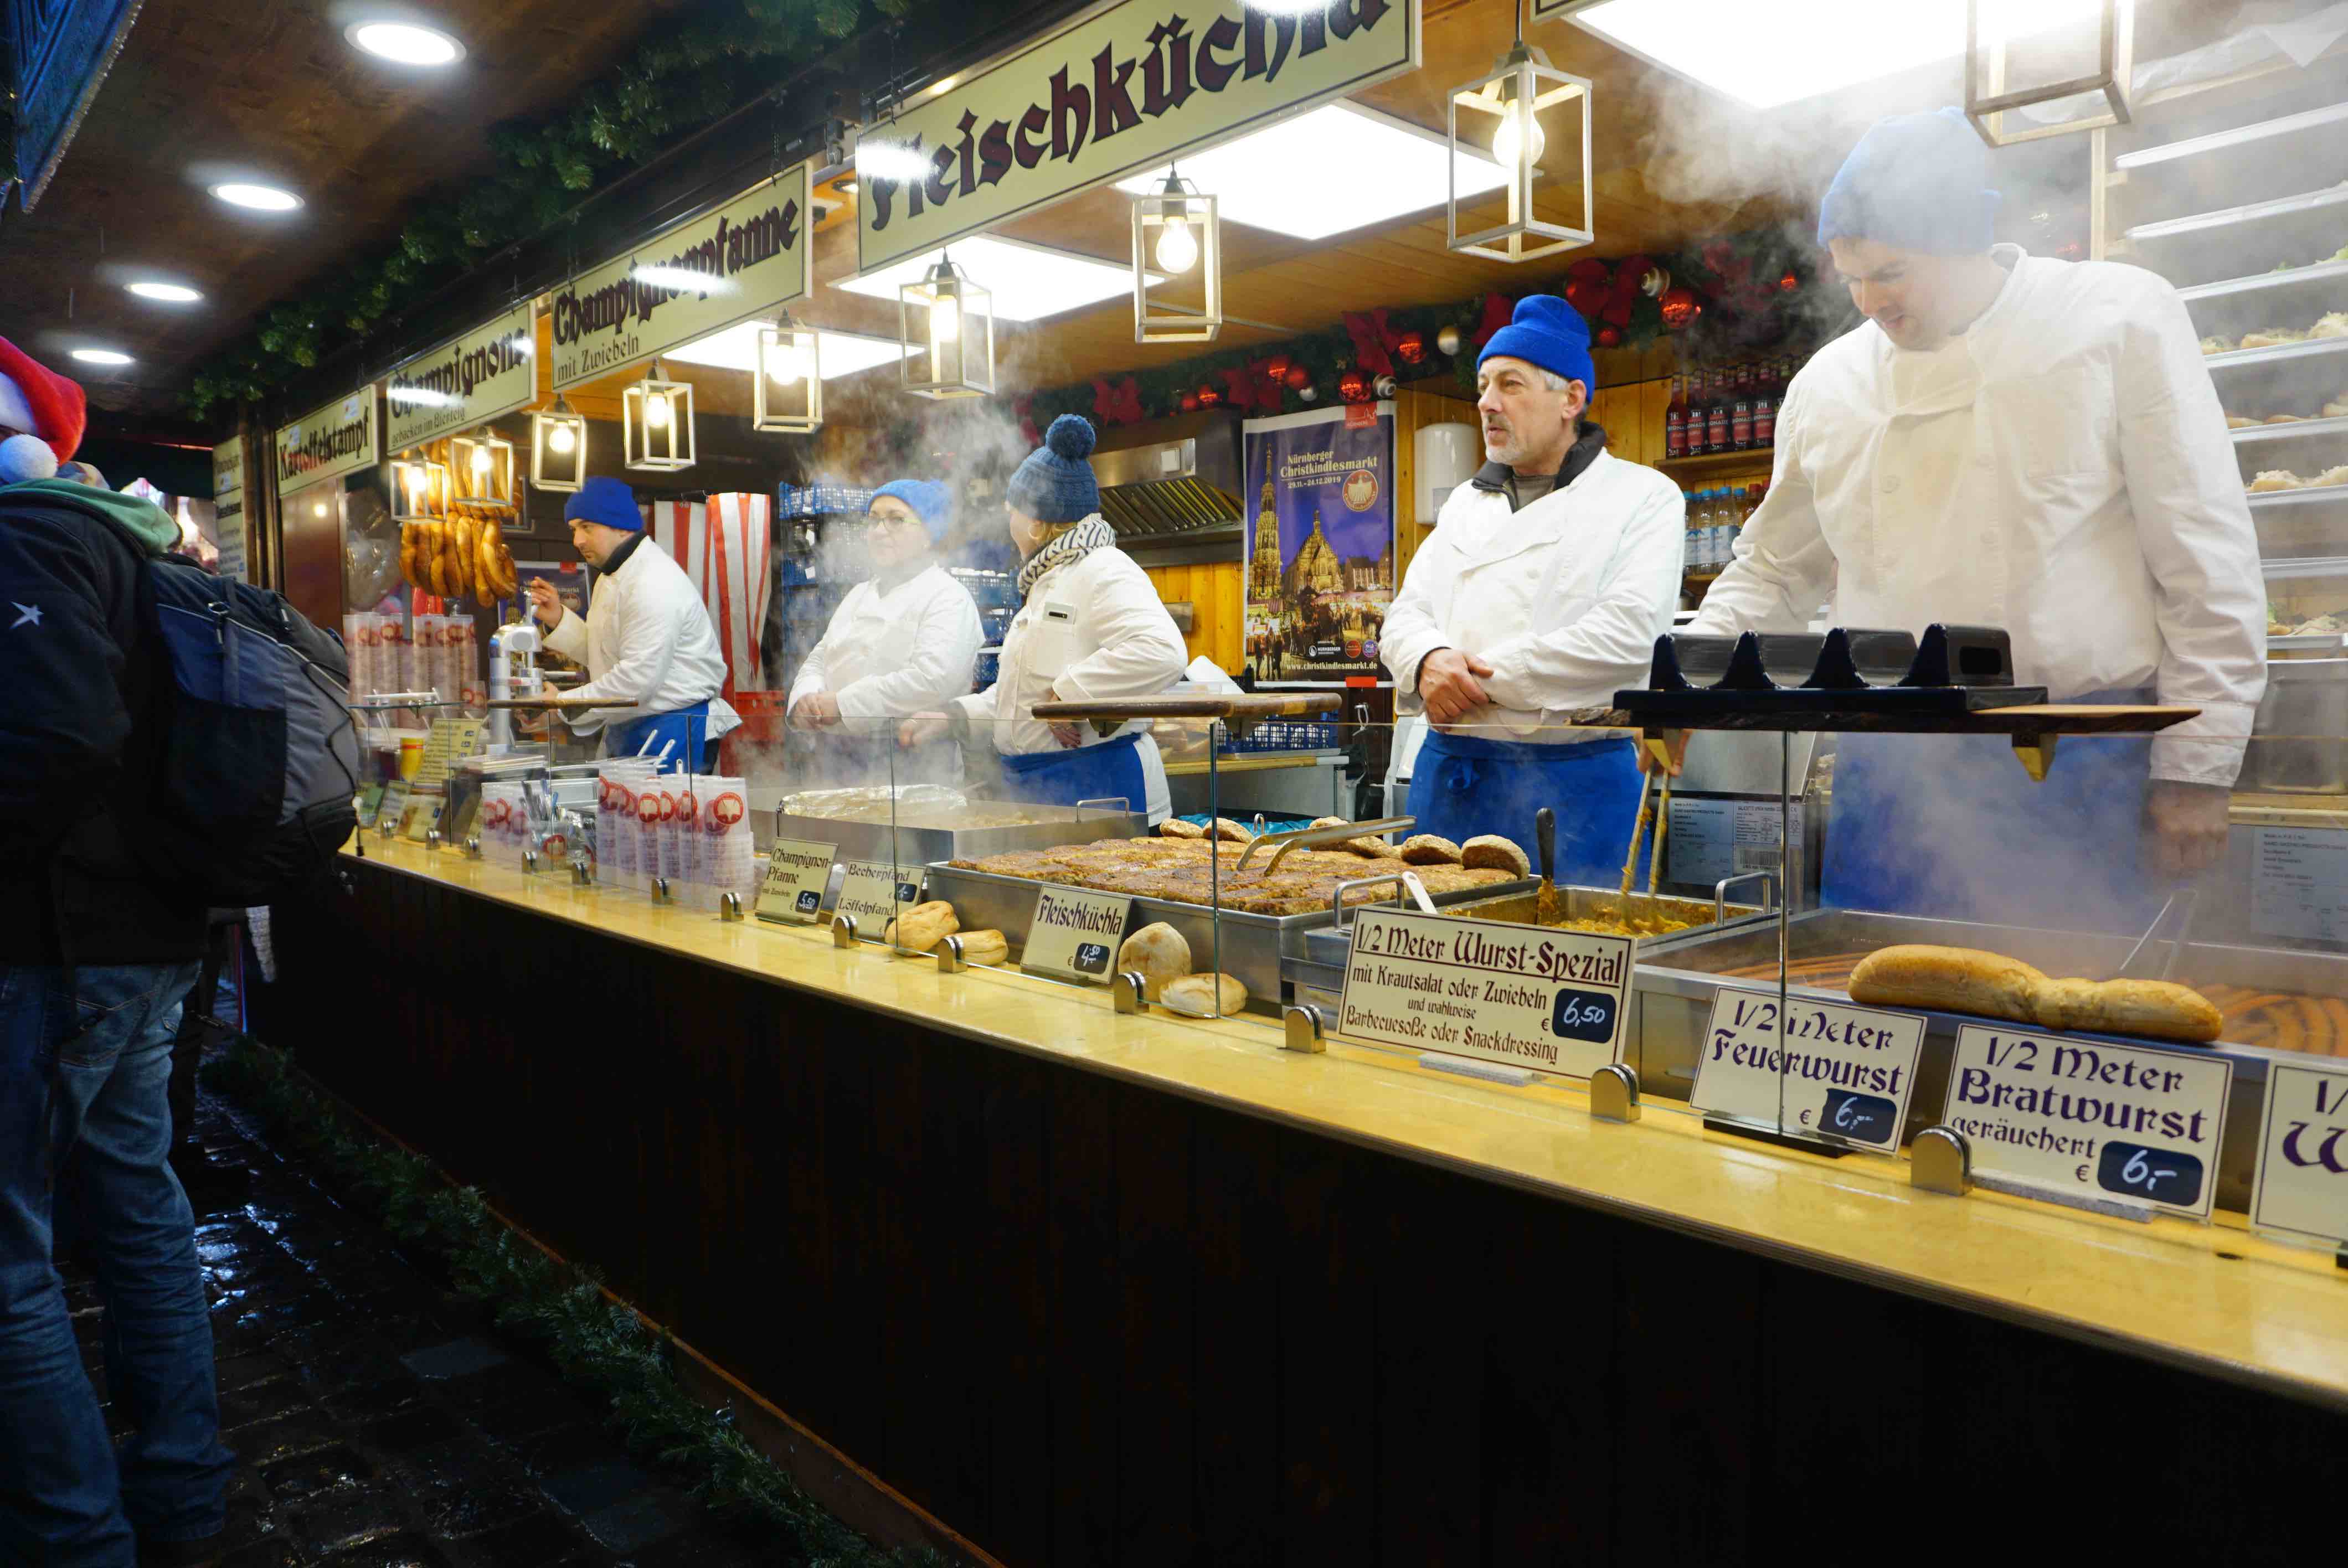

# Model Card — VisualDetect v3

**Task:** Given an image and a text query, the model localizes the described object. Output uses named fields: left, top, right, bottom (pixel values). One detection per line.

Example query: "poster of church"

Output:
left=1240, top=403, right=1396, bottom=684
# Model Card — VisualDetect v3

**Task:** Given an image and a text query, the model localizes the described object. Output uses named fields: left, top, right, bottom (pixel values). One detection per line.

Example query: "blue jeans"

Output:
left=1, top=961, right=233, bottom=1565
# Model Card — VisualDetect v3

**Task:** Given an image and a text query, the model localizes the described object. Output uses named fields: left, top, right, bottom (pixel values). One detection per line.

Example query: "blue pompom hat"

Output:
left=1006, top=414, right=1100, bottom=525
left=871, top=478, right=954, bottom=545
left=1817, top=107, right=2000, bottom=256
left=563, top=475, right=644, bottom=532
left=1477, top=295, right=1595, bottom=394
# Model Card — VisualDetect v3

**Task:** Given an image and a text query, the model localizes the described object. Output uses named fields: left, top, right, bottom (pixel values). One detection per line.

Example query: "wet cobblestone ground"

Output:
left=66, top=1077, right=779, bottom=1568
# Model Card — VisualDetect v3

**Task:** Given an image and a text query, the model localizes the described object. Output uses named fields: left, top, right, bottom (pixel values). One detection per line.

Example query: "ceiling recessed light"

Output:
left=127, top=281, right=203, bottom=303
left=210, top=182, right=302, bottom=212
left=71, top=349, right=133, bottom=366
left=346, top=20, right=465, bottom=66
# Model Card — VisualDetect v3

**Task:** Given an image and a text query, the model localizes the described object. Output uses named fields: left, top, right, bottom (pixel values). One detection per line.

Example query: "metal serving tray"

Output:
left=770, top=802, right=1147, bottom=866
left=920, top=862, right=1538, bottom=1010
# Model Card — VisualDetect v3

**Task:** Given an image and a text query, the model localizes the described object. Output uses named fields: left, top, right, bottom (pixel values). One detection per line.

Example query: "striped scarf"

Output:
left=1015, top=514, right=1117, bottom=601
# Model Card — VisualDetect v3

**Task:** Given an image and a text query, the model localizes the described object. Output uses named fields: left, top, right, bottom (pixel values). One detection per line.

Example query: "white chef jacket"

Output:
left=786, top=564, right=984, bottom=728
left=1689, top=245, right=2265, bottom=786
left=951, top=530, right=1188, bottom=820
left=543, top=535, right=740, bottom=741
left=1381, top=446, right=1687, bottom=739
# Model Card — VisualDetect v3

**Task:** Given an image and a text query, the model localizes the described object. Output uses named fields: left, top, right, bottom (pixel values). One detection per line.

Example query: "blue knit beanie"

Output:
left=871, top=478, right=954, bottom=545
left=1818, top=107, right=2000, bottom=256
left=1006, top=414, right=1100, bottom=525
left=1477, top=295, right=1595, bottom=393
left=563, top=475, right=643, bottom=533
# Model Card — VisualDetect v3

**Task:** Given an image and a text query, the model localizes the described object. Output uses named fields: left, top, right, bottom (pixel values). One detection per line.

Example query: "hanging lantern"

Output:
left=900, top=254, right=994, bottom=399
left=1448, top=39, right=1593, bottom=263
left=1338, top=368, right=1370, bottom=403
left=1196, top=382, right=1223, bottom=409
left=1132, top=170, right=1221, bottom=343
left=389, top=452, right=450, bottom=523
left=1436, top=324, right=1463, bottom=357
left=1968, top=0, right=2133, bottom=146
left=754, top=313, right=822, bottom=434
left=622, top=358, right=696, bottom=471
left=1658, top=287, right=1702, bottom=331
left=450, top=429, right=514, bottom=506
left=529, top=394, right=587, bottom=493
left=1284, top=364, right=1311, bottom=390
left=1394, top=331, right=1427, bottom=366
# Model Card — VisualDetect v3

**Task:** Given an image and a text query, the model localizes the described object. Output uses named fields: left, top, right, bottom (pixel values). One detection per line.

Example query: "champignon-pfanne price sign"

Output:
left=1335, top=909, right=1632, bottom=1080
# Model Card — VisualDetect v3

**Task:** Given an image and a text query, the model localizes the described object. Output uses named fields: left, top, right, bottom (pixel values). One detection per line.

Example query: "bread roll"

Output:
left=883, top=900, right=959, bottom=954
left=1161, top=972, right=1248, bottom=1018
left=1210, top=817, right=1255, bottom=843
left=1849, top=945, right=2046, bottom=1021
left=1460, top=835, right=1530, bottom=876
left=1158, top=818, right=1207, bottom=839
left=1400, top=834, right=1463, bottom=866
left=953, top=929, right=1010, bottom=967
left=1312, top=816, right=1401, bottom=859
left=1117, top=921, right=1191, bottom=1000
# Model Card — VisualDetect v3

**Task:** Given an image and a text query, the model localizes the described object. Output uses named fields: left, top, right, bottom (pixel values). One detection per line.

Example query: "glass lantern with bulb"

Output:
left=530, top=394, right=588, bottom=493
left=389, top=452, right=451, bottom=523
left=1132, top=171, right=1221, bottom=344
left=1447, top=39, right=1592, bottom=264
left=753, top=314, right=822, bottom=433
left=622, top=358, right=696, bottom=471
left=451, top=428, right=515, bottom=505
left=899, top=255, right=993, bottom=399
left=1966, top=0, right=2132, bottom=146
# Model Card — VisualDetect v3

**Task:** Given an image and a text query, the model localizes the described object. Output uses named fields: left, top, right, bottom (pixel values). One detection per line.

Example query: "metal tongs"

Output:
left=1235, top=816, right=1416, bottom=876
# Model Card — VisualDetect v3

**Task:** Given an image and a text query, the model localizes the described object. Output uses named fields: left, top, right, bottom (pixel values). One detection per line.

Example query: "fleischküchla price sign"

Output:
left=1335, top=908, right=1631, bottom=1080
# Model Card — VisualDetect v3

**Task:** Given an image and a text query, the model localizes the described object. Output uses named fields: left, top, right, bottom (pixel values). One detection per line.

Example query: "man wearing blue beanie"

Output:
left=784, top=476, right=982, bottom=784
left=1675, top=106, right=2264, bottom=931
left=522, top=474, right=740, bottom=771
left=1381, top=295, right=1687, bottom=879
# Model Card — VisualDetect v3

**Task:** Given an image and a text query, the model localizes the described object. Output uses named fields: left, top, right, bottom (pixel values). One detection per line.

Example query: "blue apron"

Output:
left=605, top=700, right=717, bottom=776
left=999, top=730, right=1146, bottom=812
left=1407, top=731, right=1643, bottom=887
left=1821, top=689, right=2167, bottom=935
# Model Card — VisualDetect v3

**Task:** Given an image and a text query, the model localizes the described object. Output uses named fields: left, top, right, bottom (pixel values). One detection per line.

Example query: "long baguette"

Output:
left=1848, top=945, right=2220, bottom=1045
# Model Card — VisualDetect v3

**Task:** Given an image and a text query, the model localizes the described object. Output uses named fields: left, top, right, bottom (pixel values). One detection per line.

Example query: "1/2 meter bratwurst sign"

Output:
left=1336, top=908, right=1630, bottom=1079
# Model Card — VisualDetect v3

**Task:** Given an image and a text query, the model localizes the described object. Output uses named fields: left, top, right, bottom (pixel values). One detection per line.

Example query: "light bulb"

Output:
left=548, top=421, right=576, bottom=455
left=1491, top=101, right=1544, bottom=170
left=930, top=295, right=961, bottom=344
left=645, top=393, right=672, bottom=427
left=767, top=341, right=809, bottom=384
left=1153, top=215, right=1198, bottom=274
left=471, top=444, right=491, bottom=476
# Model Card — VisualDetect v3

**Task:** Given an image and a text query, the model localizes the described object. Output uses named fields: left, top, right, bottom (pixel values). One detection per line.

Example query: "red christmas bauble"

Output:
left=1395, top=331, right=1425, bottom=365
left=1338, top=368, right=1369, bottom=402
left=1180, top=391, right=1201, bottom=412
left=1284, top=364, right=1311, bottom=390
left=1196, top=383, right=1222, bottom=408
left=1563, top=277, right=1609, bottom=319
left=1265, top=354, right=1291, bottom=379
left=1779, top=270, right=1800, bottom=293
left=1657, top=286, right=1702, bottom=331
left=1595, top=324, right=1622, bottom=348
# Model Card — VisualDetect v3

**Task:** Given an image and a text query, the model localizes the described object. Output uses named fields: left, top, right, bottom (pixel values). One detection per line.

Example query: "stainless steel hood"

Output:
left=1090, top=411, right=1243, bottom=557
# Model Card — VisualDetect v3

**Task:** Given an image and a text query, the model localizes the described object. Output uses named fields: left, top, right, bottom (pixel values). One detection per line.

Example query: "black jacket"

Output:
left=0, top=491, right=206, bottom=963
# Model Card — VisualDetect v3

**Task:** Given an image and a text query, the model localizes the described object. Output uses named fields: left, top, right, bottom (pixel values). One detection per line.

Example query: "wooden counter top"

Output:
left=346, top=838, right=2348, bottom=1411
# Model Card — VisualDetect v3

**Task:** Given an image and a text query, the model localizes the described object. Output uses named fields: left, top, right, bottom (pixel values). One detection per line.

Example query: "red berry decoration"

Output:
left=1338, top=368, right=1369, bottom=402
left=1657, top=286, right=1702, bottom=331
left=1180, top=391, right=1201, bottom=412
left=1196, top=383, right=1222, bottom=408
left=1284, top=364, right=1311, bottom=390
left=1595, top=324, right=1622, bottom=348
left=1394, top=331, right=1426, bottom=365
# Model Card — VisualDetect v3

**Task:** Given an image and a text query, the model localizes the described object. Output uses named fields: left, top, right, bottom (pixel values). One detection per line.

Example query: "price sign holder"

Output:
left=755, top=839, right=837, bottom=925
left=2249, top=1059, right=2348, bottom=1267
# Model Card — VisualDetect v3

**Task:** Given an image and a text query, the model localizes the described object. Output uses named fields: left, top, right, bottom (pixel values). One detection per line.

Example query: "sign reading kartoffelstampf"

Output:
left=1336, top=907, right=1630, bottom=1080
left=551, top=166, right=812, bottom=391
left=856, top=0, right=1420, bottom=273
left=2251, top=1060, right=2348, bottom=1251
left=275, top=388, right=378, bottom=494
left=1690, top=988, right=1925, bottom=1154
left=1942, top=1025, right=2231, bottom=1220
left=387, top=303, right=537, bottom=453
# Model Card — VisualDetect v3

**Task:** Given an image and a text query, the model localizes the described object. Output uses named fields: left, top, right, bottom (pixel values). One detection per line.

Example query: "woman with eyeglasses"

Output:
left=786, top=479, right=983, bottom=785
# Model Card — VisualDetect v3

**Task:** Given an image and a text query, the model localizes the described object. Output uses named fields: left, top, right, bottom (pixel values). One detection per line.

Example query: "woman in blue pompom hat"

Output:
left=900, top=415, right=1187, bottom=821
left=785, top=477, right=984, bottom=785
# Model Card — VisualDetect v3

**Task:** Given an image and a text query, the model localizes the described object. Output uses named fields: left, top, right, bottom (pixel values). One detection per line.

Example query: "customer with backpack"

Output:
left=0, top=339, right=238, bottom=1566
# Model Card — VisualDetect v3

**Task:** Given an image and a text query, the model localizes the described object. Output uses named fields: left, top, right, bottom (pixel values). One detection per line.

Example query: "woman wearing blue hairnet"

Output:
left=786, top=478, right=984, bottom=785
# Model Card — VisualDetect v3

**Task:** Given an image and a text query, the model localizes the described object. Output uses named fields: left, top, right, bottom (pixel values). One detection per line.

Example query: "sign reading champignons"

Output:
left=386, top=303, right=537, bottom=453
left=551, top=166, right=812, bottom=390
left=275, top=388, right=378, bottom=495
left=857, top=0, right=1420, bottom=272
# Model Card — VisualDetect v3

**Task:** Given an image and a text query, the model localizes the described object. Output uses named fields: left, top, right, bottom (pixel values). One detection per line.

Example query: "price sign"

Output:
left=2251, top=1061, right=2348, bottom=1251
left=1688, top=988, right=1925, bottom=1154
left=1335, top=908, right=1631, bottom=1081
left=1022, top=886, right=1134, bottom=984
left=370, top=780, right=409, bottom=829
left=755, top=838, right=837, bottom=925
left=413, top=718, right=485, bottom=789
left=834, top=860, right=921, bottom=931
left=1942, top=1025, right=2230, bottom=1220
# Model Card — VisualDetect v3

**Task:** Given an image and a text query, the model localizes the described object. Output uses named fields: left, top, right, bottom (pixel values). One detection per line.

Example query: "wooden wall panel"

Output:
left=1143, top=560, right=1241, bottom=674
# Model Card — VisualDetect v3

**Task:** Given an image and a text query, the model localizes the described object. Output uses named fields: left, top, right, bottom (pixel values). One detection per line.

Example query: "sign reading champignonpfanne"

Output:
left=1690, top=988, right=1925, bottom=1153
left=755, top=838, right=837, bottom=925
left=1336, top=908, right=1630, bottom=1079
left=2251, top=1060, right=2348, bottom=1251
left=1943, top=1025, right=2231, bottom=1220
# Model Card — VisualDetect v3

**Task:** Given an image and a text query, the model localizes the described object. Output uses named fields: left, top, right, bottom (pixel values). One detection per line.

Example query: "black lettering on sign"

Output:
left=1820, top=1088, right=1899, bottom=1144
left=1551, top=988, right=1616, bottom=1045
left=2097, top=1141, right=2203, bottom=1208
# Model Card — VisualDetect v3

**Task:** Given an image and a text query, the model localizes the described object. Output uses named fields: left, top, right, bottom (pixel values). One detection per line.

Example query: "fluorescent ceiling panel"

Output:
left=841, top=234, right=1154, bottom=322
left=1114, top=102, right=1512, bottom=243
left=664, top=322, right=913, bottom=380
left=1571, top=0, right=2115, bottom=111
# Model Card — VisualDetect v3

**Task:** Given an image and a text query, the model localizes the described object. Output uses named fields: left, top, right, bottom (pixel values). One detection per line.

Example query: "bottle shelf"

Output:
left=1659, top=448, right=1776, bottom=477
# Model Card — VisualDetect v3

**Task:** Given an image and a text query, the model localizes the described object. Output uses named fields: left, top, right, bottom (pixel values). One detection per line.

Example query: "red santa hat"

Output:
left=0, top=337, right=87, bottom=484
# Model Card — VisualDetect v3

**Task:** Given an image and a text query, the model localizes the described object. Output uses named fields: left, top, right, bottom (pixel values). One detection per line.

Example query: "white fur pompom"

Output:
left=0, top=432, right=58, bottom=484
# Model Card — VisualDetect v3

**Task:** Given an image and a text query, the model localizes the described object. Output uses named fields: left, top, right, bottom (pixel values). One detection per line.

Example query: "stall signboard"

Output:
left=1690, top=988, right=1925, bottom=1153
left=1022, top=886, right=1134, bottom=983
left=1942, top=1025, right=2231, bottom=1220
left=387, top=304, right=537, bottom=453
left=1336, top=907, right=1630, bottom=1080
left=836, top=859, right=924, bottom=933
left=276, top=388, right=378, bottom=495
left=857, top=0, right=1420, bottom=272
left=552, top=166, right=812, bottom=390
left=1242, top=403, right=1395, bottom=683
left=212, top=436, right=247, bottom=583
left=2251, top=1060, right=2348, bottom=1252
left=756, top=837, right=837, bottom=924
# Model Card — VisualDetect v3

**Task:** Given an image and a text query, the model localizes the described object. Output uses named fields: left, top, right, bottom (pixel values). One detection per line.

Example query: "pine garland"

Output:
left=205, top=1036, right=947, bottom=1568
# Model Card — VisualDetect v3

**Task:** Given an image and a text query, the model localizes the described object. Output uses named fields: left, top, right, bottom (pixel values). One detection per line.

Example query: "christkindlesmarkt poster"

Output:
left=1241, top=404, right=1394, bottom=683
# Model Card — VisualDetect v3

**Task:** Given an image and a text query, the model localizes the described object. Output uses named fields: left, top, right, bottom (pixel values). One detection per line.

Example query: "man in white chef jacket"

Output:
left=1671, top=108, right=2265, bottom=929
left=1381, top=295, right=1687, bottom=881
left=525, top=476, right=740, bottom=772
left=786, top=478, right=983, bottom=785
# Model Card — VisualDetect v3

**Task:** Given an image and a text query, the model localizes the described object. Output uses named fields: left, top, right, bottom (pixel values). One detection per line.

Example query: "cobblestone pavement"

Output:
left=63, top=1077, right=779, bottom=1568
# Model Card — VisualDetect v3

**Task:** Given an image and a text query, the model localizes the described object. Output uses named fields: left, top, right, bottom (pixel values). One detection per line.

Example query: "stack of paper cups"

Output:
left=669, top=780, right=703, bottom=908
left=447, top=615, right=479, bottom=714
left=699, top=777, right=754, bottom=911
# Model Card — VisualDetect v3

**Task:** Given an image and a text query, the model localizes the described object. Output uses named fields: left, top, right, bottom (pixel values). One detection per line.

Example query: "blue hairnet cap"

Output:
left=1477, top=295, right=1595, bottom=391
left=1818, top=107, right=2000, bottom=256
left=871, top=478, right=954, bottom=545
left=563, top=475, right=644, bottom=532
left=1006, top=414, right=1100, bottom=525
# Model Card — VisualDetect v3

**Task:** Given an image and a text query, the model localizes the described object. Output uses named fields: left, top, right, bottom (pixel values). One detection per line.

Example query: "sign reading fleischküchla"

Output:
left=1336, top=908, right=1630, bottom=1080
left=857, top=0, right=1420, bottom=273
